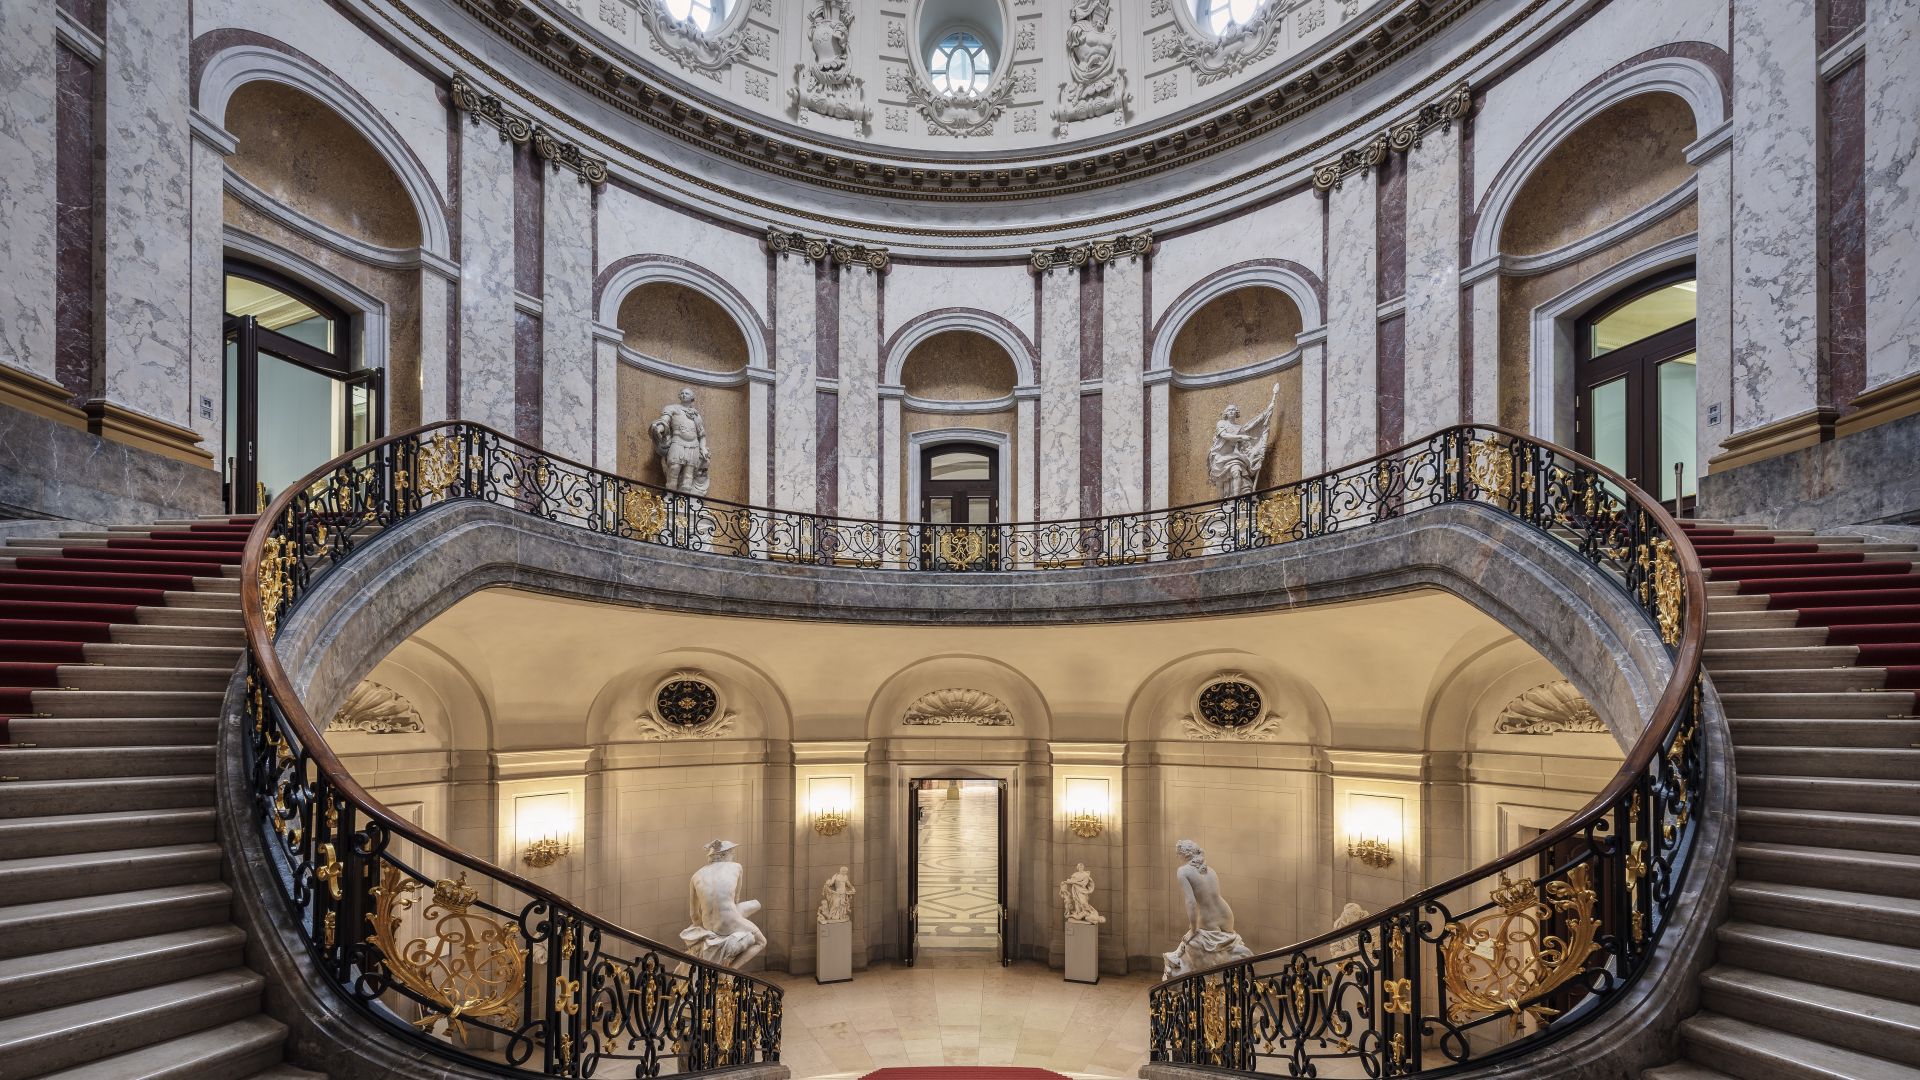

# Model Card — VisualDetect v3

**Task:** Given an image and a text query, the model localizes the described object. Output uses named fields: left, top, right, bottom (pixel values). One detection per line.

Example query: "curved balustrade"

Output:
left=239, top=419, right=1701, bottom=1078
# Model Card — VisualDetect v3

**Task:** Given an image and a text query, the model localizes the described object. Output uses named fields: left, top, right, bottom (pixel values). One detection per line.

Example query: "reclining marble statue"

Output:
left=680, top=839, right=767, bottom=969
left=1162, top=839, right=1254, bottom=979
left=1059, top=862, right=1105, bottom=925
left=1207, top=382, right=1281, bottom=499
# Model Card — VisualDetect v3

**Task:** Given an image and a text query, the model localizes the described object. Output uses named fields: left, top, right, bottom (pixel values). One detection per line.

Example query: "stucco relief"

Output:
left=328, top=681, right=427, bottom=734
left=1493, top=680, right=1606, bottom=736
left=639, top=0, right=760, bottom=80
left=1155, top=0, right=1289, bottom=86
left=789, top=0, right=872, bottom=132
left=1051, top=0, right=1132, bottom=135
left=902, top=688, right=1015, bottom=727
left=906, top=73, right=1016, bottom=137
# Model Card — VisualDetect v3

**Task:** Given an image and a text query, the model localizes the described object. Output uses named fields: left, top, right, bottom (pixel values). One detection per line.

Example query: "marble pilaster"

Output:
left=102, top=0, right=193, bottom=428
left=591, top=324, right=621, bottom=469
left=188, top=117, right=234, bottom=455
left=879, top=394, right=903, bottom=521
left=1324, top=179, right=1378, bottom=466
left=1101, top=253, right=1146, bottom=514
left=748, top=378, right=772, bottom=508
left=836, top=265, right=881, bottom=519
left=1402, top=135, right=1461, bottom=436
left=417, top=272, right=452, bottom=424
left=772, top=250, right=818, bottom=513
left=1037, top=267, right=1083, bottom=519
left=0, top=0, right=56, bottom=378
left=1016, top=394, right=1039, bottom=521
left=1692, top=138, right=1734, bottom=473
left=1467, top=278, right=1500, bottom=426
left=1146, top=379, right=1169, bottom=509
left=1729, top=0, right=1821, bottom=433
left=1864, top=0, right=1920, bottom=390
left=541, top=175, right=594, bottom=462
left=458, top=119, right=517, bottom=432
left=1299, top=332, right=1326, bottom=476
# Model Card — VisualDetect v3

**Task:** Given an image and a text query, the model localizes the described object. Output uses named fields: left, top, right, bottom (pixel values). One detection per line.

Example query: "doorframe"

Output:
left=907, top=428, right=1011, bottom=525
left=225, top=229, right=390, bottom=380
left=894, top=763, right=1025, bottom=966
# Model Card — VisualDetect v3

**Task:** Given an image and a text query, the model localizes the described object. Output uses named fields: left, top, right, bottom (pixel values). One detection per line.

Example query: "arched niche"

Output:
left=1497, top=92, right=1699, bottom=259
left=614, top=281, right=754, bottom=503
left=898, top=330, right=1023, bottom=521
left=865, top=655, right=1051, bottom=741
left=1166, top=286, right=1305, bottom=506
left=225, top=80, right=423, bottom=251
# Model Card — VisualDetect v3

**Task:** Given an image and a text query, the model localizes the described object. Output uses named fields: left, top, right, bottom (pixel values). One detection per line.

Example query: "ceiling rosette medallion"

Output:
left=328, top=681, right=427, bottom=734
left=1494, top=680, right=1607, bottom=736
left=902, top=688, right=1015, bottom=727
left=636, top=670, right=739, bottom=739
left=1181, top=672, right=1283, bottom=741
left=639, top=0, right=761, bottom=80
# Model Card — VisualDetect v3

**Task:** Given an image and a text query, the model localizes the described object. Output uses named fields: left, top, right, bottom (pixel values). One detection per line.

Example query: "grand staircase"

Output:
left=0, top=516, right=321, bottom=1079
left=1650, top=520, right=1920, bottom=1080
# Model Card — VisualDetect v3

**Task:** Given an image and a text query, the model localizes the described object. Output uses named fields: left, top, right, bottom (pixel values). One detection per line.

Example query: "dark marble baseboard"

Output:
left=0, top=402, right=222, bottom=526
left=1699, top=411, right=1920, bottom=529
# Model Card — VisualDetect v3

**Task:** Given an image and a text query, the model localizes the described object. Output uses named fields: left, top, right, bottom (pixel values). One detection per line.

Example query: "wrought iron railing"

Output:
left=240, top=420, right=1702, bottom=1078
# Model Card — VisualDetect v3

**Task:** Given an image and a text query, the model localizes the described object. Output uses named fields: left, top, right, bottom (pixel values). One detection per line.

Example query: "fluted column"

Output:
left=540, top=173, right=594, bottom=462
left=1033, top=251, right=1084, bottom=520
left=1099, top=237, right=1150, bottom=514
left=1324, top=175, right=1378, bottom=467
left=835, top=248, right=886, bottom=519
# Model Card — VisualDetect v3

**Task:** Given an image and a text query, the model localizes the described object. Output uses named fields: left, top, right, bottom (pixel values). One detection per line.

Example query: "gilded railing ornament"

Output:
left=1467, top=439, right=1514, bottom=500
left=1441, top=864, right=1600, bottom=1033
left=1202, top=979, right=1227, bottom=1053
left=366, top=866, right=527, bottom=1041
left=621, top=486, right=668, bottom=540
left=937, top=526, right=987, bottom=569
left=257, top=535, right=294, bottom=640
left=1254, top=489, right=1302, bottom=543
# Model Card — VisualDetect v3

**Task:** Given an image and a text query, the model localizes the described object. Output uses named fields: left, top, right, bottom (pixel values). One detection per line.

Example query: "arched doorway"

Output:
left=223, top=262, right=383, bottom=512
left=1574, top=270, right=1697, bottom=504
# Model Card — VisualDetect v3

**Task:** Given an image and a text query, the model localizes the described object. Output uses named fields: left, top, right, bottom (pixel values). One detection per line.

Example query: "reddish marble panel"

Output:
left=1080, top=392, right=1101, bottom=518
left=1376, top=154, right=1407, bottom=301
left=514, top=311, right=541, bottom=444
left=1377, top=315, right=1405, bottom=452
left=1826, top=60, right=1867, bottom=413
left=816, top=260, right=838, bottom=381
left=1080, top=263, right=1103, bottom=381
left=513, top=148, right=543, bottom=298
left=815, top=388, right=837, bottom=516
left=55, top=45, right=97, bottom=403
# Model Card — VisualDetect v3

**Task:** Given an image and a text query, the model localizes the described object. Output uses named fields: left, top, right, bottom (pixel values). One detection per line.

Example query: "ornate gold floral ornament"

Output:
left=1313, top=82, right=1472, bottom=192
left=620, top=485, right=669, bottom=540
left=1201, top=978, right=1228, bottom=1053
left=365, top=866, right=528, bottom=1041
left=257, top=535, right=297, bottom=640
left=449, top=74, right=608, bottom=186
left=1255, top=488, right=1303, bottom=542
left=1441, top=864, right=1600, bottom=1033
left=936, top=525, right=988, bottom=569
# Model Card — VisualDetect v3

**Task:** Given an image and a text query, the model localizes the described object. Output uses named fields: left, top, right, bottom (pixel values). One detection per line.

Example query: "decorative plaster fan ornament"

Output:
left=1494, top=680, right=1607, bottom=735
left=901, top=688, right=1014, bottom=726
left=328, top=680, right=427, bottom=734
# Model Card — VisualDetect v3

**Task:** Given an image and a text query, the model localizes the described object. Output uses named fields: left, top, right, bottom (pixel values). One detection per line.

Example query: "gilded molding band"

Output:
left=1313, top=83, right=1471, bottom=192
left=1030, top=230, right=1154, bottom=274
left=449, top=75, right=609, bottom=186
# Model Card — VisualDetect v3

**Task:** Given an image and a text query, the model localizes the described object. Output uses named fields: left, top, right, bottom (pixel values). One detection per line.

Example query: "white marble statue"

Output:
left=680, top=839, right=767, bottom=968
left=649, top=388, right=711, bottom=496
left=816, top=865, right=855, bottom=924
left=1330, top=902, right=1372, bottom=954
left=1162, top=839, right=1254, bottom=979
left=1059, top=862, right=1106, bottom=925
left=1207, top=382, right=1281, bottom=499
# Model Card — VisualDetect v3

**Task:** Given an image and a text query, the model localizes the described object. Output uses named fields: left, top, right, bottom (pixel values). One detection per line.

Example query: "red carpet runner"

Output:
left=863, top=1071, right=1070, bottom=1080
left=0, top=518, right=252, bottom=742
left=1682, top=521, right=1920, bottom=689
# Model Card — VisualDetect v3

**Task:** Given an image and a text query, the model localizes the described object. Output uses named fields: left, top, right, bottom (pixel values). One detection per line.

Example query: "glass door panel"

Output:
left=256, top=350, right=344, bottom=505
left=965, top=496, right=992, bottom=525
left=1656, top=354, right=1698, bottom=502
left=1588, top=376, right=1630, bottom=481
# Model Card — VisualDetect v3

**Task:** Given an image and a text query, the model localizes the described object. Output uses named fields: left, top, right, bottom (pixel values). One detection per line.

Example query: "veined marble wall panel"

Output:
left=1729, top=0, right=1820, bottom=434
left=0, top=0, right=55, bottom=378
left=1694, top=147, right=1733, bottom=472
left=594, top=185, right=767, bottom=324
left=1467, top=279, right=1500, bottom=425
left=1324, top=180, right=1377, bottom=468
left=1403, top=133, right=1462, bottom=436
left=772, top=252, right=817, bottom=513
left=542, top=176, right=595, bottom=462
left=592, top=335, right=618, bottom=467
left=1151, top=193, right=1323, bottom=327
left=1472, top=0, right=1726, bottom=206
left=838, top=267, right=882, bottom=519
left=103, top=0, right=194, bottom=428
left=189, top=135, right=229, bottom=451
left=1102, top=256, right=1146, bottom=513
left=1037, top=269, right=1082, bottom=519
left=457, top=122, right=517, bottom=432
left=418, top=274, right=451, bottom=425
left=1864, top=0, right=1920, bottom=390
left=1301, top=342, right=1325, bottom=475
left=195, top=0, right=449, bottom=194
left=882, top=263, right=1035, bottom=354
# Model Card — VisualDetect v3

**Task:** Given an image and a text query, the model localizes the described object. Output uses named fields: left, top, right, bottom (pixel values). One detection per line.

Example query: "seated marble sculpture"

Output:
left=680, top=839, right=767, bottom=968
left=1059, top=862, right=1105, bottom=924
left=1162, top=839, right=1254, bottom=979
left=816, top=865, right=855, bottom=924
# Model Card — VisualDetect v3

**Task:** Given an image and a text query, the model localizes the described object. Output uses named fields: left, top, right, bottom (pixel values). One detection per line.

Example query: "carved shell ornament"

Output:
left=1181, top=672, right=1283, bottom=740
left=635, top=671, right=738, bottom=740
left=328, top=681, right=427, bottom=734
left=1494, top=680, right=1608, bottom=736
left=901, top=688, right=1014, bottom=727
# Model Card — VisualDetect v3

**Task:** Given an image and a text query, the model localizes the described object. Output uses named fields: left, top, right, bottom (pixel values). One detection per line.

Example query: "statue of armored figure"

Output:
left=1059, top=862, right=1106, bottom=924
left=650, top=388, right=711, bottom=496
left=1207, top=383, right=1280, bottom=499
left=680, top=839, right=766, bottom=969
left=816, top=866, right=855, bottom=924
left=1162, top=839, right=1254, bottom=979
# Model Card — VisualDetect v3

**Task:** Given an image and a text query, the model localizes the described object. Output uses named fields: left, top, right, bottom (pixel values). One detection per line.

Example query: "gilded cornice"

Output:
left=1030, top=230, right=1153, bottom=274
left=1311, top=81, right=1471, bottom=192
left=766, top=228, right=890, bottom=273
left=429, top=0, right=1496, bottom=204
left=451, top=74, right=609, bottom=185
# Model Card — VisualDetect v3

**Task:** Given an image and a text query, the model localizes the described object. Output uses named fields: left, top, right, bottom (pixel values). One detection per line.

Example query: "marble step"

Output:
left=37, top=1016, right=291, bottom=1080
left=1711, top=667, right=1889, bottom=693
left=1718, top=691, right=1917, bottom=720
left=1703, top=645, right=1859, bottom=671
left=134, top=607, right=242, bottom=629
left=1735, top=842, right=1920, bottom=900
left=0, top=746, right=214, bottom=781
left=0, top=561, right=242, bottom=581
left=1678, top=1011, right=1919, bottom=1080
left=1699, top=966, right=1920, bottom=1068
left=0, top=924, right=246, bottom=1020
left=0, top=776, right=215, bottom=818
left=162, top=590, right=240, bottom=610
left=0, top=807, right=215, bottom=859
left=0, top=844, right=222, bottom=906
left=80, top=642, right=242, bottom=669
left=1703, top=611, right=1805, bottom=630
left=1716, top=922, right=1920, bottom=1006
left=27, top=690, right=223, bottom=719
left=1734, top=746, right=1920, bottom=780
left=239, top=1068, right=328, bottom=1080
left=1727, top=717, right=1920, bottom=747
left=1707, top=595, right=1774, bottom=613
left=0, top=882, right=233, bottom=959
left=108, top=624, right=244, bottom=648
left=1737, top=807, right=1920, bottom=855
left=1739, top=774, right=1920, bottom=814
left=1705, top=627, right=1832, bottom=650
left=0, top=968, right=264, bottom=1079
left=53, top=665, right=232, bottom=692
left=3, top=716, right=218, bottom=749
left=1643, top=1064, right=1738, bottom=1080
left=1731, top=880, right=1920, bottom=950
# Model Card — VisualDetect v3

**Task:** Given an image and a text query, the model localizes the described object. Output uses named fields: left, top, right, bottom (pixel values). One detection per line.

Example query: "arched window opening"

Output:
left=929, top=29, right=993, bottom=93
left=223, top=262, right=381, bottom=513
left=1195, top=0, right=1268, bottom=35
left=1574, top=270, right=1697, bottom=505
left=662, top=0, right=725, bottom=32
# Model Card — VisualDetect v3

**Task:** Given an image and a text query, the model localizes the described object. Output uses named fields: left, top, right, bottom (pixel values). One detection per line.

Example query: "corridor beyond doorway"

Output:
left=916, top=780, right=1001, bottom=954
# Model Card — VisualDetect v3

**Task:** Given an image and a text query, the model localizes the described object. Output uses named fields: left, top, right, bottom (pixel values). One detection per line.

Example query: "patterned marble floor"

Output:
left=916, top=782, right=1000, bottom=951
left=766, top=958, right=1156, bottom=1078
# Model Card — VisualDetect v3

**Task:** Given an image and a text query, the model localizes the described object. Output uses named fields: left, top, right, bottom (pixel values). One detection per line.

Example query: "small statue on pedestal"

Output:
left=1059, top=863, right=1106, bottom=925
left=816, top=866, right=855, bottom=924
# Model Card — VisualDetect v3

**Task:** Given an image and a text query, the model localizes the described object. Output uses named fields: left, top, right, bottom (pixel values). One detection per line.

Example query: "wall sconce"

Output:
left=1345, top=793, right=1401, bottom=869
left=810, top=777, right=852, bottom=837
left=517, top=792, right=574, bottom=869
left=1065, top=778, right=1109, bottom=840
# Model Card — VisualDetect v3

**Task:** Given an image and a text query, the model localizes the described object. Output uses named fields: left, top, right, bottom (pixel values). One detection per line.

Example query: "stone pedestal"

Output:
left=816, top=919, right=852, bottom=984
left=1064, top=920, right=1098, bottom=984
